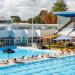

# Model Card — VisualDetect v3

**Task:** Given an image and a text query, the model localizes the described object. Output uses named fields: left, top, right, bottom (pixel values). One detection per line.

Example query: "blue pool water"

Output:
left=0, top=48, right=52, bottom=60
left=0, top=56, right=75, bottom=75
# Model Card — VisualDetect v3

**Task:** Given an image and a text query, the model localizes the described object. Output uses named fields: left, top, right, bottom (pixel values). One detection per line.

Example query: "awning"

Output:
left=54, top=11, right=75, bottom=17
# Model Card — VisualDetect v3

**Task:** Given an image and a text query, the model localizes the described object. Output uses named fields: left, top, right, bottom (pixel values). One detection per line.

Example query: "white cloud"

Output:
left=0, top=0, right=75, bottom=20
left=0, top=0, right=55, bottom=20
left=66, top=0, right=75, bottom=11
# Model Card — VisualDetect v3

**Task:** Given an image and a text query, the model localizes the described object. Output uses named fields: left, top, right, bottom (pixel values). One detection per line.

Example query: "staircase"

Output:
left=55, top=20, right=73, bottom=34
left=58, top=28, right=73, bottom=35
left=69, top=31, right=75, bottom=36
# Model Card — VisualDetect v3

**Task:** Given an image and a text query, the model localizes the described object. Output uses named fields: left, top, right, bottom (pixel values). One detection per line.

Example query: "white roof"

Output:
left=0, top=30, right=14, bottom=37
left=28, top=30, right=40, bottom=37
left=0, top=30, right=8, bottom=37
left=0, top=30, right=41, bottom=38
left=13, top=30, right=28, bottom=37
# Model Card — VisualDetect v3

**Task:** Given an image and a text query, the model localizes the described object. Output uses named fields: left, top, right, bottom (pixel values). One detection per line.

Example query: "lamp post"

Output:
left=32, top=18, right=34, bottom=46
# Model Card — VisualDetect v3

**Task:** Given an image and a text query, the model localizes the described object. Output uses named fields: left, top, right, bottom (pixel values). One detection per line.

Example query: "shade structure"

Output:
left=54, top=11, right=75, bottom=17
left=28, top=30, right=40, bottom=37
left=34, top=30, right=40, bottom=37
left=54, top=35, right=72, bottom=41
left=0, top=30, right=14, bottom=38
left=13, top=29, right=28, bottom=37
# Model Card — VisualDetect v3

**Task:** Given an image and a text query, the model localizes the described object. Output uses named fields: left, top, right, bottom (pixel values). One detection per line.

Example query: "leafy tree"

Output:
left=27, top=10, right=57, bottom=24
left=66, top=43, right=74, bottom=47
left=22, top=20, right=27, bottom=23
left=39, top=10, right=48, bottom=24
left=27, top=18, right=33, bottom=24
left=39, top=10, right=57, bottom=24
left=34, top=16, right=42, bottom=24
left=52, top=0, right=68, bottom=12
left=11, top=16, right=21, bottom=23
left=39, top=10, right=48, bottom=17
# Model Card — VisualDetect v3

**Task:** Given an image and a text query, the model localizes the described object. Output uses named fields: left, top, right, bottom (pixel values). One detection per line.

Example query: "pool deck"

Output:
left=0, top=52, right=75, bottom=67
left=0, top=46, right=75, bottom=67
left=57, top=52, right=75, bottom=58
left=0, top=54, right=49, bottom=67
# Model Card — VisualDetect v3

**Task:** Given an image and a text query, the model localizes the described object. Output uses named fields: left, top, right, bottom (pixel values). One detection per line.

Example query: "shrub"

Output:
left=66, top=43, right=74, bottom=47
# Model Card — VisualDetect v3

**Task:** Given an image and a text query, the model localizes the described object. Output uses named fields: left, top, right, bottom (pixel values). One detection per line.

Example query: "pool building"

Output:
left=0, top=23, right=57, bottom=47
left=0, top=11, right=75, bottom=47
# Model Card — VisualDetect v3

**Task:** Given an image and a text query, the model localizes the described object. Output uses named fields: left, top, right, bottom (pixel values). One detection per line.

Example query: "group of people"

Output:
left=1, top=48, right=75, bottom=66
left=59, top=48, right=75, bottom=55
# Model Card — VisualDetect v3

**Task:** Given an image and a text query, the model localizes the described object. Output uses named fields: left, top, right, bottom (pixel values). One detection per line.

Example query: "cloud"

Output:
left=66, top=0, right=75, bottom=11
left=0, top=0, right=4, bottom=9
left=0, top=0, right=55, bottom=20
left=0, top=0, right=75, bottom=20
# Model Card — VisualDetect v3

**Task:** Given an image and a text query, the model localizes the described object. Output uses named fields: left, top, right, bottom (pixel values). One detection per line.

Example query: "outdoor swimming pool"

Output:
left=0, top=48, right=52, bottom=60
left=0, top=56, right=75, bottom=75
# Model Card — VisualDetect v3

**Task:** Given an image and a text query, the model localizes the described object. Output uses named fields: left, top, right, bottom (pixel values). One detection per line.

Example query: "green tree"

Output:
left=11, top=16, right=21, bottom=23
left=52, top=0, right=68, bottom=12
left=34, top=16, right=42, bottom=24
left=27, top=18, right=32, bottom=24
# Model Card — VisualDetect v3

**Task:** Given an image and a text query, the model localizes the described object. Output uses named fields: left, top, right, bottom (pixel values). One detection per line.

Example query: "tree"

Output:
left=27, top=18, right=32, bottom=24
left=39, top=10, right=57, bottom=24
left=39, top=10, right=48, bottom=24
left=34, top=16, right=42, bottom=24
left=52, top=0, right=68, bottom=12
left=39, top=10, right=48, bottom=17
left=11, top=16, right=21, bottom=23
left=27, top=10, right=57, bottom=24
left=22, top=20, right=27, bottom=23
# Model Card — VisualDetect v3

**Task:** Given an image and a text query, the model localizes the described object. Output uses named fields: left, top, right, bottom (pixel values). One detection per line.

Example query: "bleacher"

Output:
left=58, top=28, right=73, bottom=35
left=69, top=30, right=75, bottom=37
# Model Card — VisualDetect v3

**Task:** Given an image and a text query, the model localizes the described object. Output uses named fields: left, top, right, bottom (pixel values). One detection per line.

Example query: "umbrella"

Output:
left=3, top=48, right=15, bottom=62
left=54, top=35, right=72, bottom=47
left=3, top=48, right=15, bottom=53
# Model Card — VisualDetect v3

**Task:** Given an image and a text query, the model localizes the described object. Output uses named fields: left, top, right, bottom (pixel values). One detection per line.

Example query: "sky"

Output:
left=0, top=0, right=75, bottom=20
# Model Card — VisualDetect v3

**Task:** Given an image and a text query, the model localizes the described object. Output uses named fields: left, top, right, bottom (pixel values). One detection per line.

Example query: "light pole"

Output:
left=32, top=18, right=34, bottom=46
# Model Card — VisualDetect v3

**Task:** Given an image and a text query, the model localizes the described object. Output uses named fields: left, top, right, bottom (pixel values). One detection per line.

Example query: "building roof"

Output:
left=13, top=30, right=28, bottom=37
left=54, top=11, right=75, bottom=17
left=0, top=30, right=14, bottom=38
